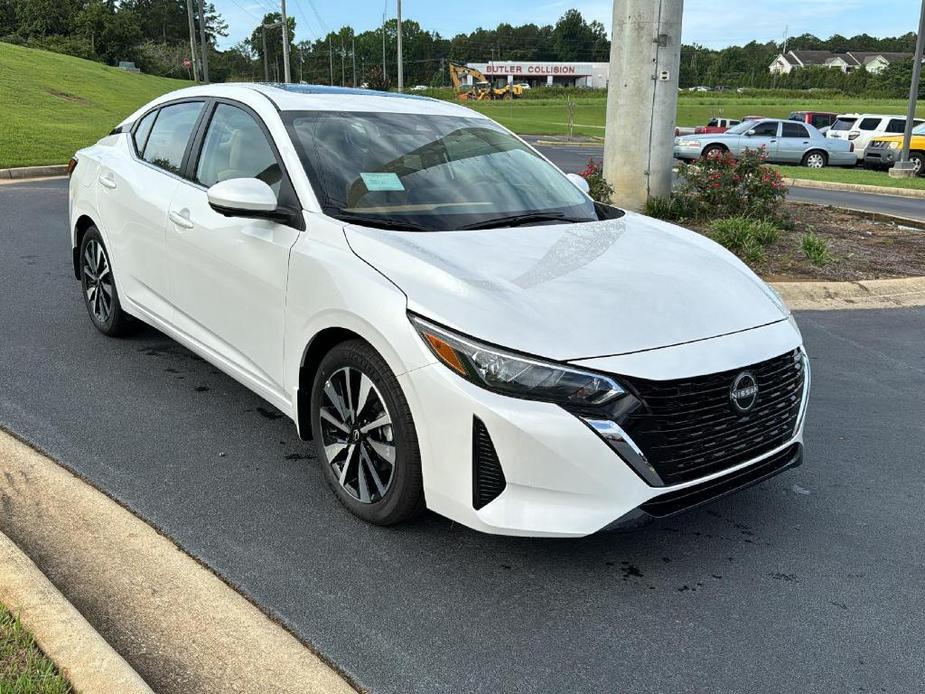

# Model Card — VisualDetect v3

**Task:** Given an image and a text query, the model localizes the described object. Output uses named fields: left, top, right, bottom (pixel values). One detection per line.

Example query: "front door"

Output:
left=740, top=120, right=780, bottom=160
left=166, top=101, right=302, bottom=400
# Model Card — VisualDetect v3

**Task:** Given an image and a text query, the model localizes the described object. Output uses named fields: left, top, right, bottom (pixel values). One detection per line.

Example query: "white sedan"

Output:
left=68, top=84, right=809, bottom=537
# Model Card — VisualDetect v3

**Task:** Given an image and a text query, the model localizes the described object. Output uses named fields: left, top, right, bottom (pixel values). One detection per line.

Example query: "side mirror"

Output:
left=566, top=172, right=591, bottom=195
left=746, top=129, right=756, bottom=137
left=207, top=178, right=279, bottom=218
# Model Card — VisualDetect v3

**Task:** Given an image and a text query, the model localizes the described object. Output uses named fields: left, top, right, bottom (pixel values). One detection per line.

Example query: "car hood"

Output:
left=344, top=212, right=788, bottom=361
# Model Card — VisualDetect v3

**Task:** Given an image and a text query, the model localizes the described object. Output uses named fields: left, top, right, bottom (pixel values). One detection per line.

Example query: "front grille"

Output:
left=472, top=417, right=506, bottom=510
left=640, top=443, right=802, bottom=517
left=619, top=349, right=805, bottom=485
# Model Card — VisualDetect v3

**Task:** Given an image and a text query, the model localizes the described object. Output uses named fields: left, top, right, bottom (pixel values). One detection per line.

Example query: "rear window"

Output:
left=132, top=110, right=157, bottom=156
left=831, top=118, right=857, bottom=131
left=782, top=122, right=809, bottom=138
left=142, top=101, right=203, bottom=175
left=811, top=114, right=835, bottom=128
left=858, top=117, right=882, bottom=131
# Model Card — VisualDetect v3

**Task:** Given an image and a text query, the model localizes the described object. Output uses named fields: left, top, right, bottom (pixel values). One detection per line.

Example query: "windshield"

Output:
left=283, top=111, right=600, bottom=231
left=831, top=118, right=857, bottom=131
left=915, top=122, right=925, bottom=136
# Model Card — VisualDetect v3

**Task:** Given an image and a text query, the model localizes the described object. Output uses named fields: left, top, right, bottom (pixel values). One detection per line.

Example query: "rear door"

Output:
left=96, top=100, right=205, bottom=321
left=165, top=100, right=303, bottom=399
left=854, top=116, right=885, bottom=156
left=778, top=122, right=811, bottom=163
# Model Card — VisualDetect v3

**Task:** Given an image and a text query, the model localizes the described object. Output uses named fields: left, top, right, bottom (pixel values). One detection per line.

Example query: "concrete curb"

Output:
left=770, top=276, right=925, bottom=311
left=785, top=177, right=925, bottom=199
left=0, top=164, right=67, bottom=179
left=534, top=139, right=603, bottom=148
left=0, top=429, right=355, bottom=694
left=0, top=532, right=153, bottom=694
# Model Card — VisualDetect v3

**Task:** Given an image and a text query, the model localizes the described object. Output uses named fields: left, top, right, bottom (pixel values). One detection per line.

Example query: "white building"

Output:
left=465, top=61, right=609, bottom=88
left=769, top=50, right=914, bottom=76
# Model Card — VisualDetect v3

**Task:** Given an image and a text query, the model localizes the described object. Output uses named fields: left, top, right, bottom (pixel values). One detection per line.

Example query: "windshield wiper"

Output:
left=336, top=212, right=430, bottom=231
left=458, top=212, right=589, bottom=231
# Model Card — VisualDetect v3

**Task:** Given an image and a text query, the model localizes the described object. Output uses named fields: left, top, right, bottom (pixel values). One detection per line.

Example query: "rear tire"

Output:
left=311, top=340, right=425, bottom=525
left=79, top=226, right=135, bottom=337
left=802, top=150, right=827, bottom=168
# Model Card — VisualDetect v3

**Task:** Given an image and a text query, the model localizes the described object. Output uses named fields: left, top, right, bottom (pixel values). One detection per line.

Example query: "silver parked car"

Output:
left=673, top=118, right=855, bottom=168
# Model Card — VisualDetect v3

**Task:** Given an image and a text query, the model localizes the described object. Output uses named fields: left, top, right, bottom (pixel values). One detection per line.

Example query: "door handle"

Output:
left=98, top=173, right=117, bottom=189
left=169, top=210, right=194, bottom=229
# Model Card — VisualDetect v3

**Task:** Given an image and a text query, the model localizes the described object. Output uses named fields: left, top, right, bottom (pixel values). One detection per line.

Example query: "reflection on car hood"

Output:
left=345, top=212, right=787, bottom=361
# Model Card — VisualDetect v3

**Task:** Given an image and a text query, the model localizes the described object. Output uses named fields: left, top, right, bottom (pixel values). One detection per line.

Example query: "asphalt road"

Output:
left=529, top=139, right=925, bottom=222
left=2, top=178, right=925, bottom=693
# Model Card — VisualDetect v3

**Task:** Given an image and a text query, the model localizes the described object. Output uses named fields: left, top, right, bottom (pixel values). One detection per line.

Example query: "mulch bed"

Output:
left=690, top=201, right=925, bottom=282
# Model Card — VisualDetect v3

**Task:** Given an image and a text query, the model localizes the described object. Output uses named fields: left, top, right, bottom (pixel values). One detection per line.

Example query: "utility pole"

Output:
left=341, top=38, right=345, bottom=86
left=329, top=36, right=334, bottom=85
left=196, top=0, right=209, bottom=83
left=262, top=26, right=269, bottom=82
left=299, top=46, right=304, bottom=83
left=602, top=0, right=684, bottom=210
left=352, top=37, right=357, bottom=87
left=280, top=0, right=291, bottom=83
left=890, top=0, right=925, bottom=178
left=185, top=0, right=199, bottom=81
left=382, top=13, right=388, bottom=82
left=396, top=0, right=404, bottom=92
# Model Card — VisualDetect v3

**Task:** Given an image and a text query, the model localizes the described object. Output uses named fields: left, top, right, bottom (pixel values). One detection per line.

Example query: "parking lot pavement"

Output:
left=2, top=178, right=925, bottom=693
left=530, top=139, right=925, bottom=222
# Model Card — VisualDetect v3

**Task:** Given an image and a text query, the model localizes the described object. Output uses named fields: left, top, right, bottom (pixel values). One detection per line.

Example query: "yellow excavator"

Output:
left=448, top=62, right=524, bottom=101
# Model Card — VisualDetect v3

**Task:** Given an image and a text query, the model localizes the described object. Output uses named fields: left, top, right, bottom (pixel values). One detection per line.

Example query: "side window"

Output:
left=132, top=110, right=157, bottom=156
left=752, top=121, right=779, bottom=137
left=142, top=101, right=204, bottom=175
left=782, top=122, right=809, bottom=138
left=886, top=119, right=906, bottom=134
left=195, top=104, right=282, bottom=196
left=858, top=118, right=881, bottom=131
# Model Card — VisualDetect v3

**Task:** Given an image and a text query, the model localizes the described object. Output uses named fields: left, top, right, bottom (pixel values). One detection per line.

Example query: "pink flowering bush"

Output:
left=674, top=148, right=787, bottom=221
left=579, top=159, right=614, bottom=204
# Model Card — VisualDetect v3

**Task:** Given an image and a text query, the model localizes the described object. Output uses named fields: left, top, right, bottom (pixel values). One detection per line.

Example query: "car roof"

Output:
left=119, top=82, right=485, bottom=127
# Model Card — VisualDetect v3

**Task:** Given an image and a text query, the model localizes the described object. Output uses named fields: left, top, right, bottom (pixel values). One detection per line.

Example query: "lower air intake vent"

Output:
left=472, top=417, right=506, bottom=510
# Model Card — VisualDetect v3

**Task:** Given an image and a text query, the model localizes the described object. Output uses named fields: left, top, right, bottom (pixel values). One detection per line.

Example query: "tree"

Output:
left=11, top=0, right=80, bottom=37
left=249, top=12, right=295, bottom=82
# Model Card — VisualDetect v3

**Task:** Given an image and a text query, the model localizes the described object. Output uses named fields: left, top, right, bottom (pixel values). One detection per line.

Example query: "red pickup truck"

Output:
left=788, top=111, right=838, bottom=131
left=694, top=117, right=741, bottom=134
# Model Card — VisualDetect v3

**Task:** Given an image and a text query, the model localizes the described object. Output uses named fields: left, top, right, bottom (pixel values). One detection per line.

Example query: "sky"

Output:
left=215, top=0, right=918, bottom=50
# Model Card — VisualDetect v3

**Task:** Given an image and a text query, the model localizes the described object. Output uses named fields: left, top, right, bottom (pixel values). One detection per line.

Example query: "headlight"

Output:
left=411, top=315, right=625, bottom=406
left=888, top=141, right=900, bottom=150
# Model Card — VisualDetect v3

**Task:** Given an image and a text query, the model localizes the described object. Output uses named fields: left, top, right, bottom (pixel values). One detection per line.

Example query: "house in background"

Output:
left=769, top=50, right=914, bottom=75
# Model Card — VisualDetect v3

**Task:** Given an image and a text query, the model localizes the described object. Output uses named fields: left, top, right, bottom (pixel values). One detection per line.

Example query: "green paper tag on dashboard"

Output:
left=361, top=172, right=404, bottom=191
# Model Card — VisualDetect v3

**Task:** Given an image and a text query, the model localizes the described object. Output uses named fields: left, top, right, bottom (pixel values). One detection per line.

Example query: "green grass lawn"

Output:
left=0, top=42, right=189, bottom=168
left=0, top=608, right=70, bottom=694
left=462, top=94, right=920, bottom=137
left=773, top=164, right=925, bottom=190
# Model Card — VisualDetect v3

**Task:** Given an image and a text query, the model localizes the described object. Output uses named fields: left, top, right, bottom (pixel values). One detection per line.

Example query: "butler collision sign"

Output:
left=465, top=61, right=610, bottom=88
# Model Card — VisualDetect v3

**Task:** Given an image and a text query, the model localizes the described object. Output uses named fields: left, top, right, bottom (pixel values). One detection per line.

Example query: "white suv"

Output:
left=827, top=113, right=925, bottom=161
left=68, top=83, right=809, bottom=537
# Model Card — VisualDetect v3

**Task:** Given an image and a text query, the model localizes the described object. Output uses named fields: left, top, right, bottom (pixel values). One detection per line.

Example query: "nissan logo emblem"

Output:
left=730, top=371, right=759, bottom=413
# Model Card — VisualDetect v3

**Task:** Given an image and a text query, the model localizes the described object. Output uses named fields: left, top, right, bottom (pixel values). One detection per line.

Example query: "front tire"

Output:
left=79, top=226, right=134, bottom=336
left=311, top=340, right=425, bottom=525
left=909, top=151, right=924, bottom=176
left=701, top=144, right=726, bottom=160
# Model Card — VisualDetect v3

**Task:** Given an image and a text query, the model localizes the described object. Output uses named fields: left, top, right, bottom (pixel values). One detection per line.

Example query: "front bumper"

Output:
left=864, top=147, right=898, bottom=169
left=673, top=143, right=704, bottom=160
left=399, top=320, right=808, bottom=537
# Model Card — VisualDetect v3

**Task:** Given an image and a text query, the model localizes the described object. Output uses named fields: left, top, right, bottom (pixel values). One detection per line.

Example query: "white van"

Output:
left=827, top=113, right=925, bottom=162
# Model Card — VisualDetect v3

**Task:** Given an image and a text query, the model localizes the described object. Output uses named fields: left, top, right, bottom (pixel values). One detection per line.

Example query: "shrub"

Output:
left=708, top=216, right=784, bottom=264
left=579, top=158, right=614, bottom=204
left=802, top=231, right=833, bottom=266
left=674, top=149, right=787, bottom=221
left=643, top=195, right=694, bottom=221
